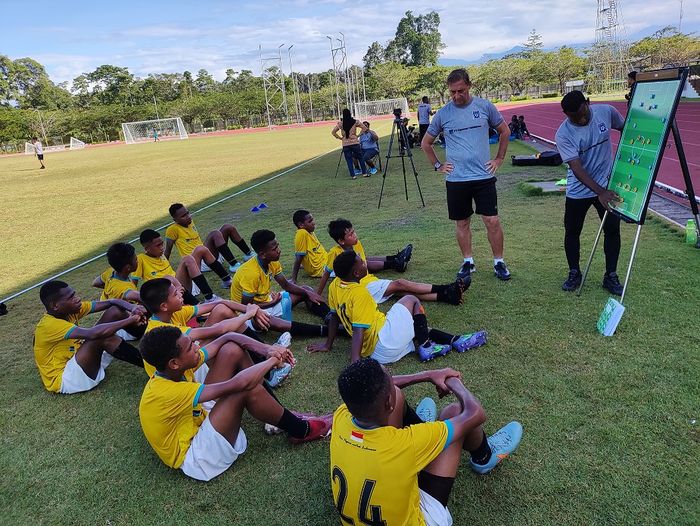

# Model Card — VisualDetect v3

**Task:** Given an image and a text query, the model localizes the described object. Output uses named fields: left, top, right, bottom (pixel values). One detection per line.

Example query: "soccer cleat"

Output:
left=443, top=281, right=464, bottom=305
left=289, top=413, right=333, bottom=444
left=229, top=262, right=242, bottom=273
left=494, top=261, right=511, bottom=281
left=202, top=294, right=221, bottom=304
left=393, top=244, right=413, bottom=272
left=221, top=277, right=232, bottom=288
left=416, top=397, right=437, bottom=423
left=264, top=423, right=284, bottom=435
left=275, top=331, right=292, bottom=348
left=602, top=272, right=623, bottom=296
left=470, top=421, right=523, bottom=475
left=456, top=261, right=474, bottom=289
left=370, top=167, right=378, bottom=175
left=452, top=331, right=487, bottom=353
left=267, top=363, right=292, bottom=388
left=243, top=252, right=255, bottom=262
left=562, top=269, right=582, bottom=292
left=417, top=341, right=451, bottom=362
left=351, top=176, right=358, bottom=180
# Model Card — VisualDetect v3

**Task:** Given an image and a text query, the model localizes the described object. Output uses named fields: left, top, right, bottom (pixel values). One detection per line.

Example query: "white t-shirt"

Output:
left=417, top=103, right=432, bottom=125
left=34, top=141, right=43, bottom=155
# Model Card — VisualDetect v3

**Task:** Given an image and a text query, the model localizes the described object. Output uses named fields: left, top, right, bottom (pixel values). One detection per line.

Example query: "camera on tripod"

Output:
left=393, top=108, right=403, bottom=120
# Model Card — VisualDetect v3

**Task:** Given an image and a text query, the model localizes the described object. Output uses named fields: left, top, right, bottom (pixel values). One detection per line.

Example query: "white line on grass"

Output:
left=0, top=148, right=338, bottom=306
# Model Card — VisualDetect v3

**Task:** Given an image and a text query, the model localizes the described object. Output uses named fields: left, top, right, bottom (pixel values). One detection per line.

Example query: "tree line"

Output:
left=1, top=11, right=697, bottom=150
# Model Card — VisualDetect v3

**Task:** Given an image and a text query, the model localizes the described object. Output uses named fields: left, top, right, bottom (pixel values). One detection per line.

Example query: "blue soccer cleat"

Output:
left=416, top=397, right=437, bottom=423
left=417, top=341, right=450, bottom=362
left=229, top=262, right=242, bottom=273
left=470, top=421, right=523, bottom=475
left=452, top=331, right=487, bottom=353
left=267, top=363, right=292, bottom=388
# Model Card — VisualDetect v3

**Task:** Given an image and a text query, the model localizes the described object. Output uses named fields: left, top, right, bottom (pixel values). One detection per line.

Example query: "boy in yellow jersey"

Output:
left=91, top=242, right=146, bottom=341
left=139, top=326, right=333, bottom=481
left=309, top=251, right=487, bottom=364
left=137, top=229, right=221, bottom=303
left=316, top=218, right=464, bottom=306
left=231, top=229, right=331, bottom=325
left=290, top=210, right=328, bottom=281
left=164, top=203, right=254, bottom=284
left=330, top=358, right=522, bottom=525
left=33, top=280, right=146, bottom=394
left=139, top=277, right=294, bottom=387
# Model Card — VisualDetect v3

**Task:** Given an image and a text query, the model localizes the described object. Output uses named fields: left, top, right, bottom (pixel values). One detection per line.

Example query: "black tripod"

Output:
left=378, top=113, right=425, bottom=209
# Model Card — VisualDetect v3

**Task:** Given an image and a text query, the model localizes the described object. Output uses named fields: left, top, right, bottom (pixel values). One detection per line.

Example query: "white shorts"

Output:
left=420, top=489, right=453, bottom=526
left=180, top=416, right=247, bottom=481
left=371, top=303, right=415, bottom=364
left=365, top=279, right=393, bottom=304
left=245, top=302, right=284, bottom=331
left=59, top=352, right=113, bottom=394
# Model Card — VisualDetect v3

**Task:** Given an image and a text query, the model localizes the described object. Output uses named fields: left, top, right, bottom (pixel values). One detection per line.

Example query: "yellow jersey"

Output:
left=165, top=221, right=203, bottom=257
left=134, top=253, right=176, bottom=281
left=100, top=269, right=138, bottom=301
left=139, top=349, right=208, bottom=469
left=325, top=240, right=378, bottom=285
left=230, top=257, right=283, bottom=303
left=330, top=404, right=450, bottom=526
left=33, top=301, right=95, bottom=392
left=143, top=305, right=199, bottom=377
left=294, top=229, right=328, bottom=278
left=328, top=278, right=385, bottom=358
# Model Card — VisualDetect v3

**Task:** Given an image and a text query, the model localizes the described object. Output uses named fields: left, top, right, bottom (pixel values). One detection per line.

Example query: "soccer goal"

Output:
left=69, top=137, right=86, bottom=150
left=353, top=98, right=410, bottom=121
left=24, top=142, right=34, bottom=155
left=121, top=117, right=188, bottom=144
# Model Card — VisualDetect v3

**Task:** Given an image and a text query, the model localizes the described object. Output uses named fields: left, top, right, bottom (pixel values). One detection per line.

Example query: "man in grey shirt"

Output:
left=555, top=90, right=625, bottom=294
left=421, top=69, right=511, bottom=285
left=417, top=96, right=433, bottom=143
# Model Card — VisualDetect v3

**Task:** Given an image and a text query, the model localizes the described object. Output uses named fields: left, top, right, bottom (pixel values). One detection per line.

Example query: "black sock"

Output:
left=413, top=313, right=429, bottom=345
left=111, top=341, right=144, bottom=367
left=209, top=260, right=230, bottom=280
left=234, top=239, right=252, bottom=255
left=182, top=290, right=199, bottom=305
left=383, top=256, right=396, bottom=270
left=428, top=328, right=455, bottom=345
left=469, top=430, right=492, bottom=464
left=191, top=275, right=214, bottom=299
left=403, top=401, right=423, bottom=426
left=216, top=244, right=238, bottom=266
left=276, top=408, right=310, bottom=439
left=290, top=321, right=326, bottom=337
left=243, top=327, right=264, bottom=342
left=308, top=301, right=330, bottom=319
left=430, top=284, right=448, bottom=295
left=417, top=471, right=455, bottom=507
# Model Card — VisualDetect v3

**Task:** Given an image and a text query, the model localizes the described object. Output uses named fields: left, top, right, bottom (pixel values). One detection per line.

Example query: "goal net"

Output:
left=24, top=142, right=34, bottom=155
left=353, top=98, right=410, bottom=121
left=121, top=117, right=188, bottom=144
left=69, top=137, right=86, bottom=150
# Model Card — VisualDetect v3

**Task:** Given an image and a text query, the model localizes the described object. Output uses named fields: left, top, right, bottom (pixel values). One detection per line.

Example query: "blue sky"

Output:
left=2, top=0, right=698, bottom=84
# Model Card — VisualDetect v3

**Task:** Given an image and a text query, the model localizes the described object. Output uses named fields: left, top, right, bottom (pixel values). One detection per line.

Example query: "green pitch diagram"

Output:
left=608, top=78, right=684, bottom=223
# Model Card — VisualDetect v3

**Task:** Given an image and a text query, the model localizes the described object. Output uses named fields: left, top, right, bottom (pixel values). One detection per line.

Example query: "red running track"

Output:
left=500, top=100, right=700, bottom=203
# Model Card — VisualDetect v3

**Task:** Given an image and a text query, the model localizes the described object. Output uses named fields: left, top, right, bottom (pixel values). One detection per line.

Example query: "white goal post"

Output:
left=121, top=117, right=188, bottom=144
left=24, top=142, right=34, bottom=155
left=69, top=137, right=86, bottom=150
left=353, top=98, right=410, bottom=121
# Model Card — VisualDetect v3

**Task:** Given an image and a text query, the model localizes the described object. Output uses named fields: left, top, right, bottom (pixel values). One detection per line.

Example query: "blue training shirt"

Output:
left=427, top=97, right=504, bottom=182
left=359, top=132, right=378, bottom=151
left=555, top=104, right=625, bottom=199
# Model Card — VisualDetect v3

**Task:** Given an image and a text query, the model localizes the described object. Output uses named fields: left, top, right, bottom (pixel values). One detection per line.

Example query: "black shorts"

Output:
left=446, top=178, right=498, bottom=220
left=37, top=154, right=44, bottom=160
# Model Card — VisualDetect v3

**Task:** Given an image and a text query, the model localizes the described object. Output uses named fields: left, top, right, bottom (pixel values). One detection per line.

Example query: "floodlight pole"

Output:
left=287, top=45, right=303, bottom=124
left=153, top=95, right=160, bottom=120
left=327, top=36, right=342, bottom=119
left=307, top=74, right=315, bottom=122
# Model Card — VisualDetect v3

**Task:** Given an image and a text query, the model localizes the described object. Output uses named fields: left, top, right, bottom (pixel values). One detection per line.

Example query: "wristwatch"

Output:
left=434, top=161, right=442, bottom=171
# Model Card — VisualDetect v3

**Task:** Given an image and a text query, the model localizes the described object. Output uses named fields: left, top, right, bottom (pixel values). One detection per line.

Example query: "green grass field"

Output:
left=1, top=126, right=698, bottom=525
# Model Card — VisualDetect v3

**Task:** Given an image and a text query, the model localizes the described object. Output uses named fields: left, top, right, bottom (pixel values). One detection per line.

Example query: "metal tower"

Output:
left=593, top=0, right=630, bottom=92
left=287, top=45, right=304, bottom=125
left=260, top=44, right=290, bottom=127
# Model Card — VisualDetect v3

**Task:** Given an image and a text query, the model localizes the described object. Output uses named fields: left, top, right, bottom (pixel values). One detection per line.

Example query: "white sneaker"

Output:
left=275, top=331, right=292, bottom=348
left=203, top=294, right=221, bottom=304
left=116, top=328, right=136, bottom=341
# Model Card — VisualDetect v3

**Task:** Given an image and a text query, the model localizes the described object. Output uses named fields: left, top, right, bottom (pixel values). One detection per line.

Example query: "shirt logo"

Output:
left=350, top=431, right=364, bottom=443
left=598, top=123, right=608, bottom=133
left=473, top=111, right=481, bottom=119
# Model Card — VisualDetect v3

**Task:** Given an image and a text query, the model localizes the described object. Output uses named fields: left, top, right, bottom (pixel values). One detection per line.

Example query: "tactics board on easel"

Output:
left=608, top=68, right=688, bottom=224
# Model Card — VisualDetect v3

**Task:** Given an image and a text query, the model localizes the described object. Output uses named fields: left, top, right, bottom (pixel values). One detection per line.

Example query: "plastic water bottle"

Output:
left=686, top=219, right=698, bottom=245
